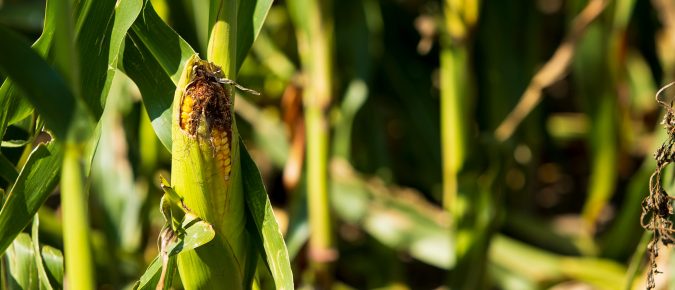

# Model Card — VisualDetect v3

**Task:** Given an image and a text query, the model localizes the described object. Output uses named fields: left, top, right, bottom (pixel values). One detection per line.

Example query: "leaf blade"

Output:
left=240, top=138, right=294, bottom=290
left=0, top=141, right=63, bottom=255
left=235, top=0, right=274, bottom=72
left=119, top=0, right=196, bottom=149
left=4, top=233, right=39, bottom=289
left=0, top=26, right=75, bottom=140
left=75, top=0, right=143, bottom=117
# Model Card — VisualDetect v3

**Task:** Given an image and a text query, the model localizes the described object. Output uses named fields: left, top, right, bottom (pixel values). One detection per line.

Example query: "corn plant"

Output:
left=0, top=0, right=292, bottom=289
left=6, top=0, right=675, bottom=289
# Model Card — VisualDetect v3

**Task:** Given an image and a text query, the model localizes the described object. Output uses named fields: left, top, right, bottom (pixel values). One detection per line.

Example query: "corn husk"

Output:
left=171, top=55, right=251, bottom=290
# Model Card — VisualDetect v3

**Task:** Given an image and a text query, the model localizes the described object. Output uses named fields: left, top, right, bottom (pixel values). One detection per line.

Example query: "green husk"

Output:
left=171, top=54, right=251, bottom=289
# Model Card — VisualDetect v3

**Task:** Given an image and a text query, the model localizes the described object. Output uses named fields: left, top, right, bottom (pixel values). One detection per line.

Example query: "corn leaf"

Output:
left=119, top=0, right=195, bottom=149
left=75, top=0, right=143, bottom=118
left=240, top=139, right=294, bottom=290
left=0, top=141, right=62, bottom=255
left=0, top=0, right=56, bottom=140
left=0, top=0, right=141, bottom=141
left=0, top=26, right=75, bottom=140
left=0, top=153, right=18, bottom=183
left=235, top=0, right=274, bottom=72
left=172, top=213, right=217, bottom=255
left=32, top=215, right=56, bottom=290
left=41, top=246, right=64, bottom=288
left=3, top=233, right=39, bottom=290
left=134, top=213, right=216, bottom=290
left=330, top=162, right=454, bottom=269
left=135, top=257, right=163, bottom=290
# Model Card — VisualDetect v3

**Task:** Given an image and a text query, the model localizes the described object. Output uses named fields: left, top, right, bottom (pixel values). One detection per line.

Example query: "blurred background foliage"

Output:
left=2, top=0, right=675, bottom=288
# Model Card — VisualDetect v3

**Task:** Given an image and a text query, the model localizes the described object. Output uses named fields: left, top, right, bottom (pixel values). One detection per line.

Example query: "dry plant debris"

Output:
left=641, top=82, right=675, bottom=289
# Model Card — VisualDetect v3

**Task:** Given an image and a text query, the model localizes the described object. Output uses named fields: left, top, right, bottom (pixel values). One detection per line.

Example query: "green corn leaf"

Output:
left=330, top=162, right=454, bottom=269
left=235, top=0, right=274, bottom=72
left=0, top=141, right=63, bottom=255
left=0, top=81, right=34, bottom=141
left=0, top=153, right=18, bottom=183
left=135, top=257, right=164, bottom=290
left=240, top=138, right=294, bottom=290
left=0, top=26, right=75, bottom=140
left=75, top=0, right=143, bottom=118
left=0, top=2, right=45, bottom=31
left=0, top=0, right=57, bottom=141
left=134, top=212, right=216, bottom=290
left=119, top=0, right=196, bottom=149
left=127, top=1, right=195, bottom=84
left=41, top=246, right=64, bottom=289
left=32, top=215, right=55, bottom=290
left=3, top=233, right=39, bottom=290
left=2, top=139, right=31, bottom=148
left=171, top=213, right=217, bottom=255
left=0, top=0, right=141, bottom=141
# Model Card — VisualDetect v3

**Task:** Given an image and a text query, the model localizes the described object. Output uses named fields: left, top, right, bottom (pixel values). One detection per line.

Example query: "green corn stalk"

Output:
left=170, top=54, right=252, bottom=289
left=287, top=0, right=336, bottom=285
left=441, top=0, right=487, bottom=289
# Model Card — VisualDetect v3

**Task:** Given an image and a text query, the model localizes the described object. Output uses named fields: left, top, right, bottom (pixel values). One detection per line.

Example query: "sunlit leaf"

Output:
left=41, top=246, right=64, bottom=288
left=119, top=0, right=195, bottom=149
left=170, top=213, right=216, bottom=255
left=241, top=139, right=294, bottom=290
left=135, top=212, right=215, bottom=290
left=4, top=233, right=39, bottom=289
left=235, top=0, right=274, bottom=72
left=135, top=257, right=163, bottom=290
left=32, top=215, right=55, bottom=290
left=330, top=161, right=454, bottom=269
left=75, top=0, right=143, bottom=118
left=0, top=141, right=62, bottom=254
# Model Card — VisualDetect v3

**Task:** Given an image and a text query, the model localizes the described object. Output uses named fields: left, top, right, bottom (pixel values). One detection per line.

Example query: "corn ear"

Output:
left=171, top=54, right=251, bottom=289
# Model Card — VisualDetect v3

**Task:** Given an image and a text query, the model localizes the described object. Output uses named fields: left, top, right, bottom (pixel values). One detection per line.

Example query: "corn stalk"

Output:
left=287, top=0, right=336, bottom=286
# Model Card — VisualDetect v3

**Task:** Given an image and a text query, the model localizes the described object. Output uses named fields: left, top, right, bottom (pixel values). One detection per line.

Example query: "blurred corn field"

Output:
left=2, top=0, right=675, bottom=289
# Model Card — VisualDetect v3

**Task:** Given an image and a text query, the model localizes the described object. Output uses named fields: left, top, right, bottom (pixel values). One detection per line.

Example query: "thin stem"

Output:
left=440, top=44, right=465, bottom=214
left=287, top=0, right=335, bottom=284
left=54, top=0, right=95, bottom=288
left=493, top=0, right=607, bottom=141
left=61, top=144, right=95, bottom=290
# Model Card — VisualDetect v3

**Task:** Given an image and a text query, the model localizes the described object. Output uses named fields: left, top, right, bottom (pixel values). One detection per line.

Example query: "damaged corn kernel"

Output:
left=172, top=55, right=259, bottom=189
left=178, top=60, right=233, bottom=181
